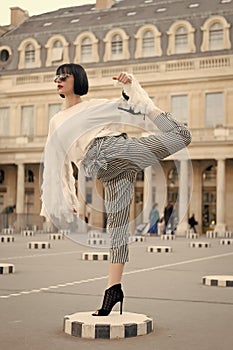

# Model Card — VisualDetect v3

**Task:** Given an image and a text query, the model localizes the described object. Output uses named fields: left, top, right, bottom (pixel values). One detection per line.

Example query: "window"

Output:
left=18, top=38, right=41, bottom=69
left=45, top=35, right=69, bottom=67
left=135, top=25, right=162, bottom=58
left=175, top=27, right=188, bottom=53
left=0, top=107, right=9, bottom=136
left=21, top=106, right=34, bottom=136
left=0, top=48, right=10, bottom=62
left=201, top=16, right=231, bottom=52
left=51, top=40, right=63, bottom=64
left=81, top=37, right=92, bottom=63
left=103, top=29, right=130, bottom=62
left=25, top=169, right=34, bottom=183
left=167, top=21, right=196, bottom=55
left=0, top=170, right=5, bottom=184
left=74, top=32, right=99, bottom=64
left=209, top=23, right=224, bottom=50
left=188, top=3, right=200, bottom=8
left=142, top=31, right=154, bottom=57
left=205, top=93, right=224, bottom=127
left=25, top=44, right=35, bottom=68
left=171, top=95, right=188, bottom=124
left=111, top=34, right=123, bottom=59
left=48, top=104, right=61, bottom=124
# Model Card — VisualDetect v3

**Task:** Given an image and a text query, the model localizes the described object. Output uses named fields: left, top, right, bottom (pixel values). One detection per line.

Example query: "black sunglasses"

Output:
left=54, top=74, right=72, bottom=83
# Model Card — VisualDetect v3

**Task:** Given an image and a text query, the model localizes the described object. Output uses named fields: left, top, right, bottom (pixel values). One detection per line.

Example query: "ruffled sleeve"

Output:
left=40, top=117, right=80, bottom=225
left=117, top=74, right=161, bottom=117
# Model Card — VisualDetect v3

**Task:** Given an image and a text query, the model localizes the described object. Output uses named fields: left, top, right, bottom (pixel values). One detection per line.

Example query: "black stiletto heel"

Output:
left=120, top=299, right=123, bottom=315
left=92, top=283, right=124, bottom=316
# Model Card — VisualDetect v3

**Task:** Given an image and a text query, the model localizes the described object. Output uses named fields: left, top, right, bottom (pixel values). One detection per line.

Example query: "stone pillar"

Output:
left=143, top=166, right=153, bottom=223
left=155, top=164, right=167, bottom=217
left=215, top=158, right=226, bottom=237
left=16, top=163, right=24, bottom=214
left=176, top=159, right=189, bottom=236
left=189, top=161, right=202, bottom=233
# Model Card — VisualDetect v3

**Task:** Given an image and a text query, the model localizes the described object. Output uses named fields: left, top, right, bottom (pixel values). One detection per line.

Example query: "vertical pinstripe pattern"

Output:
left=103, top=171, right=136, bottom=263
left=82, top=112, right=191, bottom=263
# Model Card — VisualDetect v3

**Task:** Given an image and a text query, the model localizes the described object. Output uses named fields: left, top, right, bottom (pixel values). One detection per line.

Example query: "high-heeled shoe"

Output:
left=92, top=283, right=124, bottom=316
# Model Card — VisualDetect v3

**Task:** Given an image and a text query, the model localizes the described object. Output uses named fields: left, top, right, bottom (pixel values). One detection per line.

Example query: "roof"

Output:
left=2, top=0, right=233, bottom=37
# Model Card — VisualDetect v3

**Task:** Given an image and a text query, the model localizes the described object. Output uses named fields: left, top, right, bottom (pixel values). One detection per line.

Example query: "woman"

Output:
left=41, top=63, right=191, bottom=316
left=148, top=203, right=160, bottom=235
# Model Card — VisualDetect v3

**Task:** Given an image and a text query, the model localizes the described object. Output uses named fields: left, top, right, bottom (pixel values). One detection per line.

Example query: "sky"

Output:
left=0, top=0, right=96, bottom=26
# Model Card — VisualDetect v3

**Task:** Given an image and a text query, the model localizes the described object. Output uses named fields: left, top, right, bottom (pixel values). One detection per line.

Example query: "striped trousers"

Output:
left=81, top=112, right=191, bottom=263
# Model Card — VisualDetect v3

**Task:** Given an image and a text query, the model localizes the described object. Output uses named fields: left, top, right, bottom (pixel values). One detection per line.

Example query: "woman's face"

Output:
left=54, top=73, right=75, bottom=97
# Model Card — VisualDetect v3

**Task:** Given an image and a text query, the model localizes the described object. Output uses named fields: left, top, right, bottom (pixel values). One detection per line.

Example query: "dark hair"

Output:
left=56, top=63, right=89, bottom=98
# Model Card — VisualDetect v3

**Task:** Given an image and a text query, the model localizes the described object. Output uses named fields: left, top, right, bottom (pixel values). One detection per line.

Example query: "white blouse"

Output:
left=40, top=75, right=190, bottom=225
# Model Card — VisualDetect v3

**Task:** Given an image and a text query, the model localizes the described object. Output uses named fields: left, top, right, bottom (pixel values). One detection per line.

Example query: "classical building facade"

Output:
left=0, top=0, right=232, bottom=234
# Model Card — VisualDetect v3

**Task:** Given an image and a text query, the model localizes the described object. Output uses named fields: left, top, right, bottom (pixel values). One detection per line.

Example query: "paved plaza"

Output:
left=0, top=233, right=233, bottom=350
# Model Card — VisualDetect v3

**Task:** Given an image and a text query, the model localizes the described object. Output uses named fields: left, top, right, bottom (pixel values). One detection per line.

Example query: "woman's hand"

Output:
left=112, top=72, right=132, bottom=84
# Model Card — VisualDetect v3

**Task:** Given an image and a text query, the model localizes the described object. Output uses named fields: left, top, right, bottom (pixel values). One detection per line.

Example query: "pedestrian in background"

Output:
left=188, top=213, right=198, bottom=233
left=148, top=203, right=160, bottom=235
left=163, top=201, right=174, bottom=234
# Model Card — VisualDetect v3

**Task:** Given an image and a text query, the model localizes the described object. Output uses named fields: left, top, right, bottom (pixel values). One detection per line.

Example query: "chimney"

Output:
left=10, top=7, right=29, bottom=27
left=95, top=0, right=115, bottom=9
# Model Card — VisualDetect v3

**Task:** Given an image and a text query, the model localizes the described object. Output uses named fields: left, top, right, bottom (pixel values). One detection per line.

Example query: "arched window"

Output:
left=209, top=23, right=224, bottom=50
left=201, top=16, right=231, bottom=52
left=51, top=40, right=63, bottom=65
left=81, top=37, right=92, bottom=63
left=135, top=25, right=162, bottom=58
left=45, top=35, right=69, bottom=67
left=103, top=29, right=130, bottom=62
left=0, top=170, right=5, bottom=184
left=74, top=32, right=99, bottom=64
left=142, top=31, right=154, bottom=57
left=111, top=34, right=123, bottom=59
left=175, top=27, right=188, bottom=53
left=25, top=44, right=35, bottom=68
left=167, top=21, right=196, bottom=55
left=18, top=38, right=41, bottom=69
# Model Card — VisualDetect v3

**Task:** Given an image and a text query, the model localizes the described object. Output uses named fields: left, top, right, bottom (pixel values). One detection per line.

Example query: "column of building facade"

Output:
left=16, top=163, right=24, bottom=214
left=15, top=163, right=25, bottom=230
left=176, top=159, right=189, bottom=236
left=215, top=158, right=226, bottom=236
left=143, top=165, right=167, bottom=224
left=189, top=161, right=202, bottom=232
left=143, top=166, right=153, bottom=223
